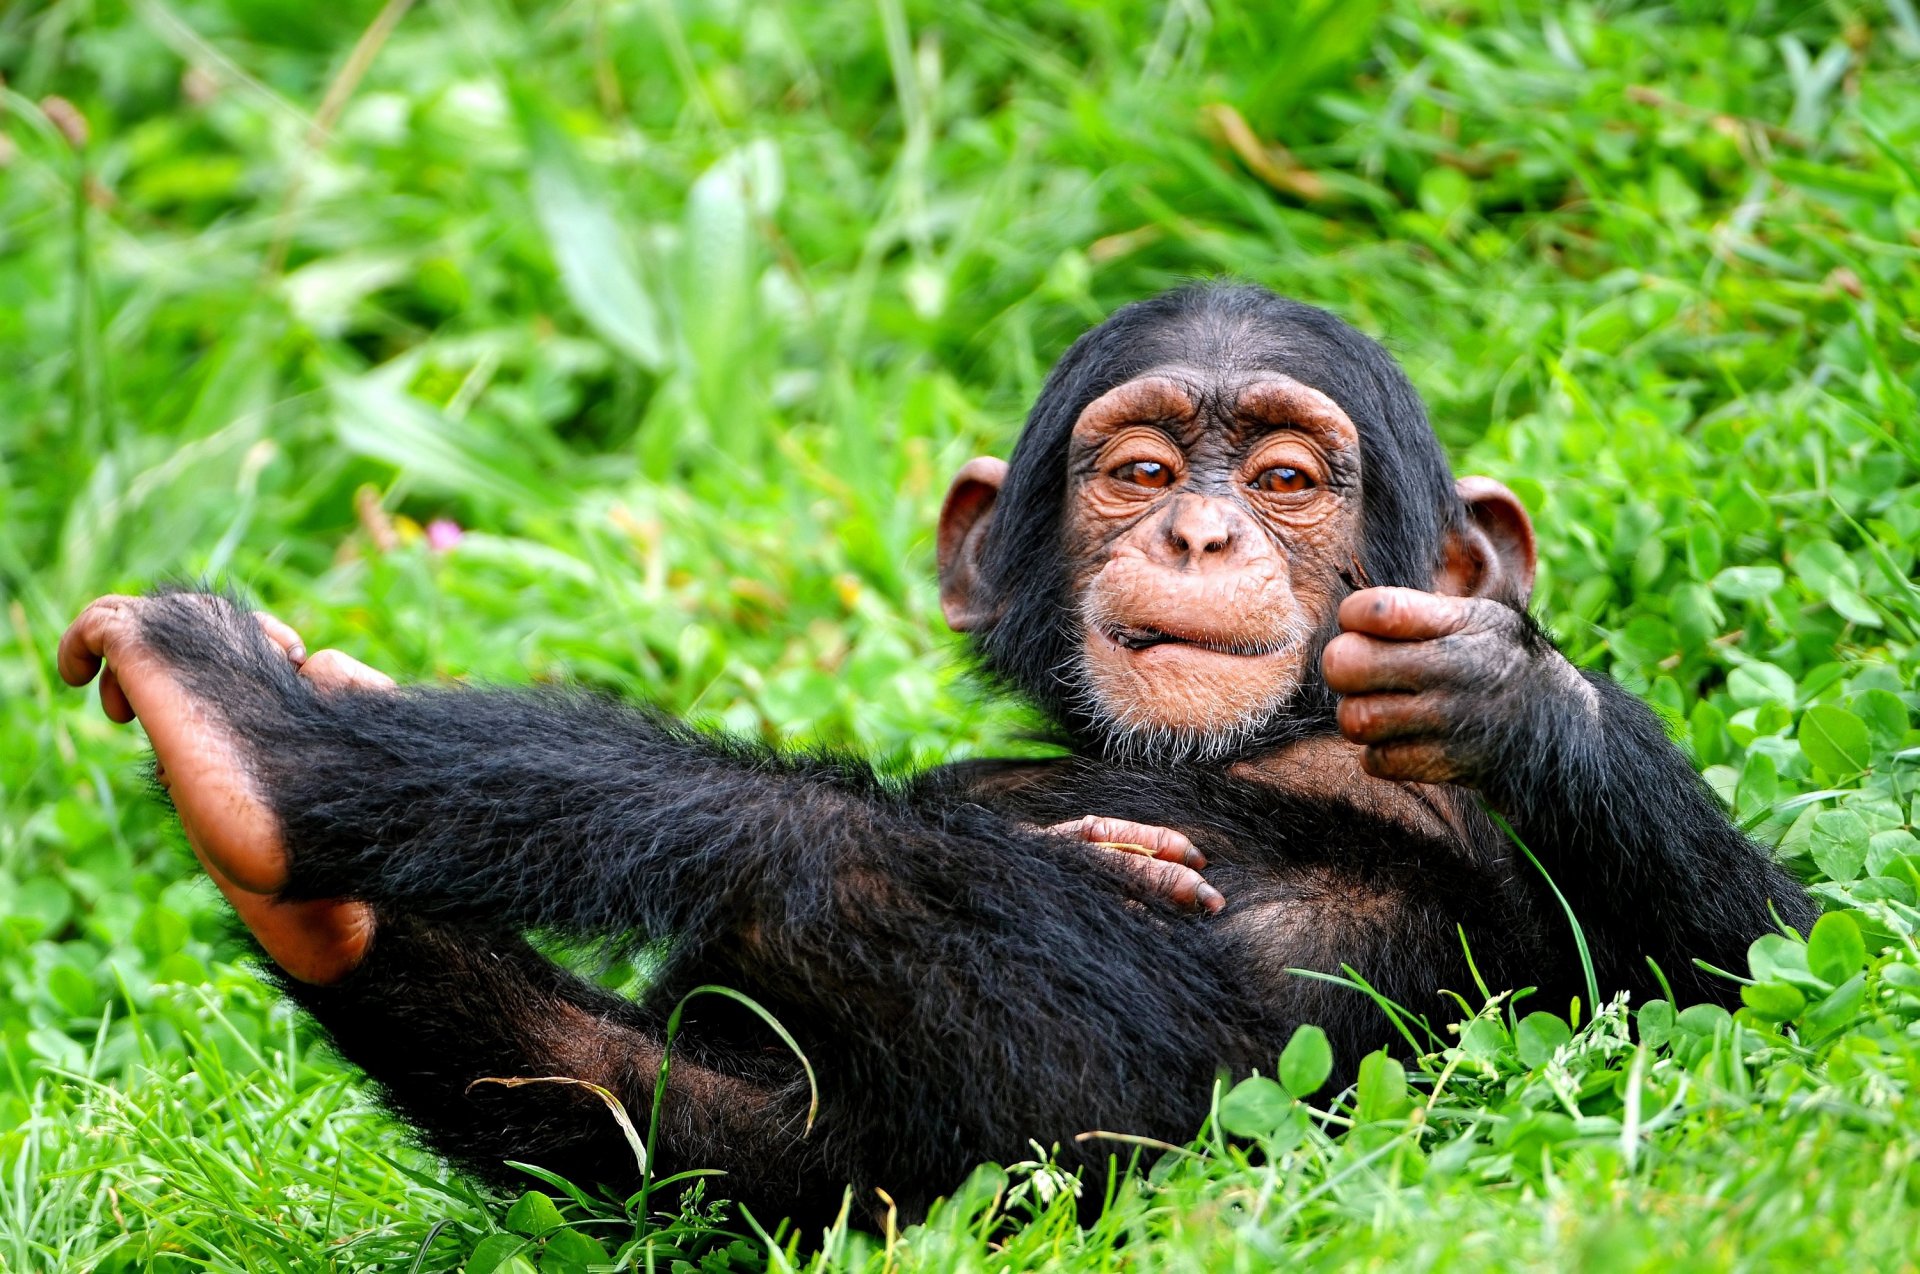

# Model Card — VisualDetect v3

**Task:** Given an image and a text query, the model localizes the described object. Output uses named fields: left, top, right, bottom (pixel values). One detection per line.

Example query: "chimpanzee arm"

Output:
left=103, top=588, right=940, bottom=939
left=1475, top=666, right=1817, bottom=1004
left=115, top=589, right=1189, bottom=955
left=1326, top=588, right=1817, bottom=1007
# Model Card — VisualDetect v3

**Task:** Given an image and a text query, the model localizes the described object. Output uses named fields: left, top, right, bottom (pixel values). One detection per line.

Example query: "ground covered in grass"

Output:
left=3, top=0, right=1919, bottom=1269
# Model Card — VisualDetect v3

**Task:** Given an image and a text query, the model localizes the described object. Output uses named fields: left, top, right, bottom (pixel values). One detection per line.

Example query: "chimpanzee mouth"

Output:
left=1100, top=623, right=1292, bottom=659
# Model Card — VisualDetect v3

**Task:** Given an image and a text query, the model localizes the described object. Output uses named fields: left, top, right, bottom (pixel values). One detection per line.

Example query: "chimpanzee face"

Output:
left=1058, top=368, right=1361, bottom=756
left=937, top=285, right=1516, bottom=763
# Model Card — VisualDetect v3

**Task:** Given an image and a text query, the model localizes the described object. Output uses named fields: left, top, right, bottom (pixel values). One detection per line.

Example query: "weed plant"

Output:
left=2, top=1, right=1919, bottom=1269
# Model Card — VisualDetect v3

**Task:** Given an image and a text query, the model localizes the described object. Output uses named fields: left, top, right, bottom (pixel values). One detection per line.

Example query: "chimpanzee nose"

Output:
left=1157, top=496, right=1237, bottom=563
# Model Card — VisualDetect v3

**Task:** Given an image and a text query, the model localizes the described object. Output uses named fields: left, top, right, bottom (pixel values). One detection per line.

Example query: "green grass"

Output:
left=4, top=0, right=1920, bottom=1268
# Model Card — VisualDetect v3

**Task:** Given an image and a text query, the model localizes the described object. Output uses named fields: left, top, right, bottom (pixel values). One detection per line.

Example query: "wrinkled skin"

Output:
left=1060, top=372, right=1360, bottom=746
left=1324, top=586, right=1596, bottom=786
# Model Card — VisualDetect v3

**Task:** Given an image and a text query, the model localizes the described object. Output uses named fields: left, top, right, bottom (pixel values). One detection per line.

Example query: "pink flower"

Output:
left=426, top=518, right=464, bottom=552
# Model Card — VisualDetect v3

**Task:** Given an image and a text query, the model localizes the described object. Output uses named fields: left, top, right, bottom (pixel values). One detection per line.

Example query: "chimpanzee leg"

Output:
left=275, top=916, right=848, bottom=1223
left=279, top=896, right=1259, bottom=1226
left=105, top=590, right=1266, bottom=1205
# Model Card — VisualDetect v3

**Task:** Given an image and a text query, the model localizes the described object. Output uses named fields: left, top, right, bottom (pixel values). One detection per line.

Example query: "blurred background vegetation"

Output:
left=3, top=0, right=1920, bottom=1269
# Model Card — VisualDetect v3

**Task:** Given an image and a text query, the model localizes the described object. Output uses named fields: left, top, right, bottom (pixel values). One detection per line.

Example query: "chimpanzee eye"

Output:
left=1253, top=466, right=1313, bottom=494
left=1112, top=461, right=1173, bottom=489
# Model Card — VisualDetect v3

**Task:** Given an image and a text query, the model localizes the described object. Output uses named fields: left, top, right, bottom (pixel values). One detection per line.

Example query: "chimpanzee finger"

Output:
left=253, top=612, right=307, bottom=665
left=1110, top=853, right=1226, bottom=913
left=299, top=649, right=397, bottom=692
left=99, top=668, right=135, bottom=724
left=1360, top=740, right=1465, bottom=785
left=1322, top=632, right=1479, bottom=695
left=1336, top=692, right=1455, bottom=745
left=1337, top=587, right=1475, bottom=642
left=1046, top=815, right=1206, bottom=868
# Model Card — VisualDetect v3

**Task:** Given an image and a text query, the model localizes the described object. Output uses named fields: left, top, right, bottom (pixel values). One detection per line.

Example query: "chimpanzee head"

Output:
left=937, top=282, right=1535, bottom=762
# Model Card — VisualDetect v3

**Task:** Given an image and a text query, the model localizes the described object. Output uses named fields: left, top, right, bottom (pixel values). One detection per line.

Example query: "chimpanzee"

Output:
left=60, top=283, right=1813, bottom=1227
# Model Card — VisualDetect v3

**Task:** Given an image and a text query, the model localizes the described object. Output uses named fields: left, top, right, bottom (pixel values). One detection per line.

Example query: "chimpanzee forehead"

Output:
left=1070, top=368, right=1361, bottom=453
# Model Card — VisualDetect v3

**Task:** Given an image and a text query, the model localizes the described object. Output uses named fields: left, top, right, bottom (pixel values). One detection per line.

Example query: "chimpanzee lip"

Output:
left=1099, top=623, right=1291, bottom=658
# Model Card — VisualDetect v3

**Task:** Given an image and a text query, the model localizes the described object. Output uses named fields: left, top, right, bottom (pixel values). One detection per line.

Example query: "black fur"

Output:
left=127, top=283, right=1813, bottom=1227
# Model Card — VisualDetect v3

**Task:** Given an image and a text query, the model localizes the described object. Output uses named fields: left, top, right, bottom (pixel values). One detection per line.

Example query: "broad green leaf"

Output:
left=1671, top=581, right=1724, bottom=647
left=1632, top=535, right=1667, bottom=590
left=1740, top=980, right=1806, bottom=1021
left=12, top=879, right=72, bottom=938
left=1883, top=964, right=1920, bottom=992
left=1735, top=753, right=1778, bottom=820
left=1799, top=706, right=1873, bottom=777
left=1791, top=539, right=1859, bottom=596
left=1855, top=689, right=1909, bottom=744
left=1676, top=1003, right=1732, bottom=1036
left=1719, top=484, right=1769, bottom=537
left=539, top=1229, right=609, bottom=1274
left=503, top=1191, right=563, bottom=1238
left=1831, top=587, right=1883, bottom=627
left=329, top=374, right=552, bottom=510
left=1802, top=973, right=1868, bottom=1039
left=1262, top=1104, right=1310, bottom=1153
left=1219, top=1075, right=1292, bottom=1138
left=1459, top=1017, right=1511, bottom=1065
left=1500, top=1111, right=1577, bottom=1157
left=284, top=252, right=411, bottom=333
left=467, top=1234, right=534, bottom=1274
left=1637, top=1000, right=1675, bottom=1049
left=1712, top=565, right=1785, bottom=601
left=1615, top=615, right=1678, bottom=668
left=681, top=146, right=765, bottom=391
left=1747, top=933, right=1818, bottom=989
left=515, top=92, right=667, bottom=371
left=46, top=965, right=94, bottom=1018
left=1651, top=163, right=1703, bottom=220
left=1798, top=662, right=1850, bottom=702
left=131, top=903, right=188, bottom=960
left=1811, top=809, right=1869, bottom=883
left=1753, top=701, right=1793, bottom=736
left=1685, top=522, right=1723, bottom=579
left=1689, top=698, right=1729, bottom=766
left=1728, top=662, right=1796, bottom=708
left=1278, top=1023, right=1333, bottom=1097
left=1807, top=912, right=1867, bottom=986
left=1515, top=1012, right=1572, bottom=1068
left=1848, top=875, right=1918, bottom=906
left=1355, top=1051, right=1409, bottom=1122
left=1866, top=830, right=1920, bottom=876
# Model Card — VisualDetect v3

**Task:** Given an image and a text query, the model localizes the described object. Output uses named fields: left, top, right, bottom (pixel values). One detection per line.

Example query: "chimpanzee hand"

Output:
left=1321, top=586, right=1594, bottom=789
left=1044, top=816, right=1224, bottom=913
left=59, top=594, right=389, bottom=983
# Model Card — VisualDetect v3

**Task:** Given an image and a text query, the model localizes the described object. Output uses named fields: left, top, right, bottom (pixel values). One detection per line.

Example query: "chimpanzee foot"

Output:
left=59, top=594, right=380, bottom=984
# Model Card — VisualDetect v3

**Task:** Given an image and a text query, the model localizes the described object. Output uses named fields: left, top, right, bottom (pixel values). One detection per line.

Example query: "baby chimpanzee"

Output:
left=62, top=282, right=1811, bottom=1225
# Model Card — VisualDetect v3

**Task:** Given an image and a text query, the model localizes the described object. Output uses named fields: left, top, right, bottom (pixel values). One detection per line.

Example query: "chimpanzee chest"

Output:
left=929, top=754, right=1528, bottom=927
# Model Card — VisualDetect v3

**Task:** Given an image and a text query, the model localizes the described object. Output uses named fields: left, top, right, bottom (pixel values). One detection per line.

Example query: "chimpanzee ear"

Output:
left=937, top=457, right=1009, bottom=632
left=1433, top=476, right=1537, bottom=605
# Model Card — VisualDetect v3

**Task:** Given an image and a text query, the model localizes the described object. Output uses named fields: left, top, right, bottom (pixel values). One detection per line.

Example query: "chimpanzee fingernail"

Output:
left=289, top=643, right=307, bottom=664
left=1198, top=884, right=1225, bottom=913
